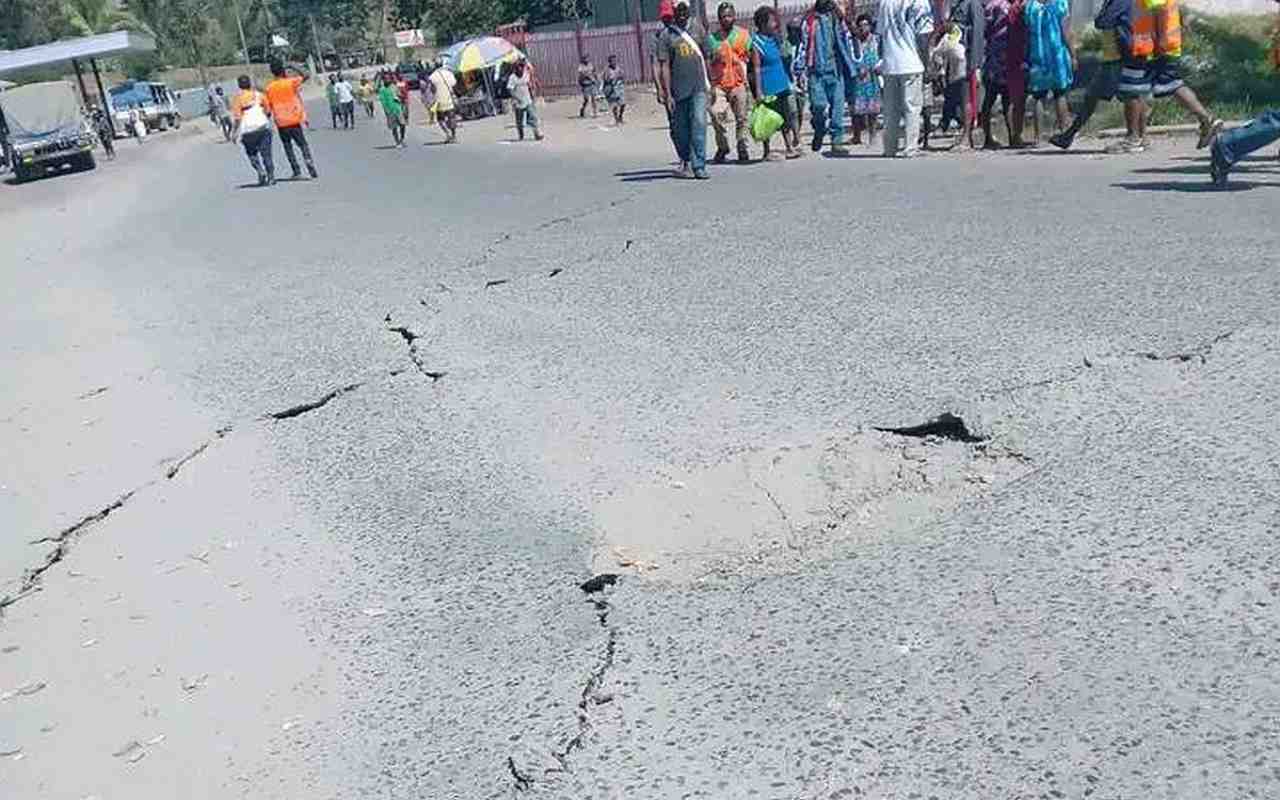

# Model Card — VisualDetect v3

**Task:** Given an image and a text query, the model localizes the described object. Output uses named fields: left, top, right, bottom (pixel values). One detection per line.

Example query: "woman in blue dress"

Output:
left=1024, top=0, right=1076, bottom=134
left=848, top=13, right=882, bottom=146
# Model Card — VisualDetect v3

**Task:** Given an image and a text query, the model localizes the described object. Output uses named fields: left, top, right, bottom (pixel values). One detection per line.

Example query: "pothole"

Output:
left=873, top=411, right=987, bottom=443
left=592, top=417, right=1032, bottom=581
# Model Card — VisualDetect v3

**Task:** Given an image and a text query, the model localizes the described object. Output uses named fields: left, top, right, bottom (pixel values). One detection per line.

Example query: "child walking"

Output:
left=931, top=22, right=968, bottom=143
left=603, top=54, right=627, bottom=124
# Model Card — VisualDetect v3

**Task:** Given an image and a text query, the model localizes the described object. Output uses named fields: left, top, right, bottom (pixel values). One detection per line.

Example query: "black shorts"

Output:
left=943, top=81, right=967, bottom=108
left=1087, top=61, right=1123, bottom=101
left=983, top=80, right=1009, bottom=108
left=1030, top=87, right=1068, bottom=101
left=763, top=90, right=796, bottom=134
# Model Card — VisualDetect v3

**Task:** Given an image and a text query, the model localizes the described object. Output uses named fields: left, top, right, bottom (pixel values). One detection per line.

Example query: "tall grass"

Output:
left=1074, top=10, right=1280, bottom=130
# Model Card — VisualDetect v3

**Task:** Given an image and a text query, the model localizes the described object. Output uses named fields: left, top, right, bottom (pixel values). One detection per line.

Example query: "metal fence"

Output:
left=510, top=2, right=880, bottom=97
left=522, top=21, right=666, bottom=95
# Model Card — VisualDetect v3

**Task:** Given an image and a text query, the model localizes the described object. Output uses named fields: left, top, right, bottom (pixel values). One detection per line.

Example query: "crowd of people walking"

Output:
left=649, top=0, right=1233, bottom=180
left=215, top=0, right=1274, bottom=189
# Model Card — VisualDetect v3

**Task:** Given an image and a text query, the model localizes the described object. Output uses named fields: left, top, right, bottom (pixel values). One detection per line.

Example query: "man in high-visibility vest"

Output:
left=1115, top=0, right=1221, bottom=153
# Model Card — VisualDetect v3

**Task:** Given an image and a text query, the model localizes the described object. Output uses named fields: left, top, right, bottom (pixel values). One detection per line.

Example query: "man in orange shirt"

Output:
left=264, top=60, right=319, bottom=179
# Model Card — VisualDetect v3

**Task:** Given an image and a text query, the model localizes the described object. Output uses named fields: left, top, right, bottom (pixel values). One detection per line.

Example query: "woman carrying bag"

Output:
left=750, top=6, right=801, bottom=160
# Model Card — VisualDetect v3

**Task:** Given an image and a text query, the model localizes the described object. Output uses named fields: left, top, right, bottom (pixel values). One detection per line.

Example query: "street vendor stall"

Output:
left=439, top=36, right=524, bottom=120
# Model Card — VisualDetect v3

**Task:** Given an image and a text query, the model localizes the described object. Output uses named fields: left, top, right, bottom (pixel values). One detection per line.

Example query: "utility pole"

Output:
left=232, top=0, right=251, bottom=65
left=264, top=1, right=276, bottom=64
left=309, top=12, right=323, bottom=70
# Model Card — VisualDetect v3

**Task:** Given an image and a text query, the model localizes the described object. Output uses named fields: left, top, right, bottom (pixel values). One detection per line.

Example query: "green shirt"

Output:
left=377, top=85, right=402, bottom=117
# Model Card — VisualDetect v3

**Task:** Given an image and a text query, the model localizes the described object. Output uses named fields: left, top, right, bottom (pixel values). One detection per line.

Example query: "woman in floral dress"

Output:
left=1024, top=0, right=1075, bottom=135
left=848, top=13, right=882, bottom=146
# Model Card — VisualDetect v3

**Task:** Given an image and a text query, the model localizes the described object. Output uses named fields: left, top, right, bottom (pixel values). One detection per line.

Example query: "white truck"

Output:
left=107, top=80, right=181, bottom=133
left=0, top=81, right=97, bottom=182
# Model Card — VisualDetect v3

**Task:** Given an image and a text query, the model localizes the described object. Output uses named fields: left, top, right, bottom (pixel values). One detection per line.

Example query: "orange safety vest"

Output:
left=1130, top=0, right=1182, bottom=59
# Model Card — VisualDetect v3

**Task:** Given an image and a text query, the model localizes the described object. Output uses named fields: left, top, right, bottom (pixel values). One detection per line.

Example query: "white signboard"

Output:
left=394, top=29, right=425, bottom=49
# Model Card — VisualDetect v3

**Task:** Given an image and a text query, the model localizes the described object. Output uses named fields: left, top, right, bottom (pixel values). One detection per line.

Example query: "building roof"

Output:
left=0, top=30, right=156, bottom=76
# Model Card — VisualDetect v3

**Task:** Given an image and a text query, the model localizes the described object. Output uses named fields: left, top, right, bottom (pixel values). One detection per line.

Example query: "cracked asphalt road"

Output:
left=2, top=101, right=1278, bottom=800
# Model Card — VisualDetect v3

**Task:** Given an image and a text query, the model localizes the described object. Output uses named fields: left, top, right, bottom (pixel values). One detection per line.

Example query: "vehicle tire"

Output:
left=12, top=162, right=30, bottom=183
left=80, top=151, right=97, bottom=171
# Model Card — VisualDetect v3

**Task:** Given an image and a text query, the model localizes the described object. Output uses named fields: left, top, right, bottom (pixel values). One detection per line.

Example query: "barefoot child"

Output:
left=603, top=55, right=627, bottom=124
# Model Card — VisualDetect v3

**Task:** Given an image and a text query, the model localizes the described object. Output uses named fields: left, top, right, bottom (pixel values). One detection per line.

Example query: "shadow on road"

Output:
left=1014, top=148, right=1108, bottom=155
left=1111, top=180, right=1260, bottom=192
left=615, top=168, right=677, bottom=183
left=1132, top=163, right=1280, bottom=176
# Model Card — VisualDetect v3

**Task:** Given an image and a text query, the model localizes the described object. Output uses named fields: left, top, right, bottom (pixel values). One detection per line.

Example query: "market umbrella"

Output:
left=441, top=36, right=523, bottom=73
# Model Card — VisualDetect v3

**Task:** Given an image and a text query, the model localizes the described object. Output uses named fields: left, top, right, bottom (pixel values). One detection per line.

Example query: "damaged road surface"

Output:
left=4, top=101, right=1280, bottom=800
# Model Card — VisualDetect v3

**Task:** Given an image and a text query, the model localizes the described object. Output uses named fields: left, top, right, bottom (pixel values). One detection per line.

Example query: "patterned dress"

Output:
left=983, top=0, right=1011, bottom=86
left=1024, top=0, right=1074, bottom=94
left=1006, top=0, right=1029, bottom=98
left=849, top=34, right=883, bottom=115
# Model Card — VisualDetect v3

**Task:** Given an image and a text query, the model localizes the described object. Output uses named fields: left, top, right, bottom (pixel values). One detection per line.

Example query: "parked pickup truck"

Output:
left=108, top=80, right=181, bottom=133
left=0, top=81, right=97, bottom=182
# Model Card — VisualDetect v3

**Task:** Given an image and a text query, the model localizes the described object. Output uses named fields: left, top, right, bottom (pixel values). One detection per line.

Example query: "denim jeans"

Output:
left=671, top=91, right=708, bottom=170
left=1216, top=110, right=1280, bottom=167
left=807, top=71, right=845, bottom=147
left=514, top=104, right=540, bottom=138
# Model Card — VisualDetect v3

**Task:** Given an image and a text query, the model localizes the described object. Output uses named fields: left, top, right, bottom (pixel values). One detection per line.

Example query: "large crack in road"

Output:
left=0, top=371, right=401, bottom=619
left=512, top=574, right=623, bottom=792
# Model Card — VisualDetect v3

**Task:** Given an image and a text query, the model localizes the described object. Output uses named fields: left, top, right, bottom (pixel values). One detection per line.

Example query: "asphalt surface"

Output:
left=2, top=98, right=1278, bottom=800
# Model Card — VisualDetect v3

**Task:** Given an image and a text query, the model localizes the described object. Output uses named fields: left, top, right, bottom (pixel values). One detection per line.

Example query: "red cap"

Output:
left=658, top=0, right=674, bottom=20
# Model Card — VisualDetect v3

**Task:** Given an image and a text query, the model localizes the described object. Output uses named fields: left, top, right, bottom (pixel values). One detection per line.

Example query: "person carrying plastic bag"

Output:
left=750, top=6, right=802, bottom=160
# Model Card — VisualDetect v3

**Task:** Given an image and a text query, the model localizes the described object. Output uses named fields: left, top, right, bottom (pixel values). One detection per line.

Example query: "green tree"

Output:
left=276, top=0, right=370, bottom=60
left=55, top=0, right=151, bottom=37
left=390, top=0, right=592, bottom=45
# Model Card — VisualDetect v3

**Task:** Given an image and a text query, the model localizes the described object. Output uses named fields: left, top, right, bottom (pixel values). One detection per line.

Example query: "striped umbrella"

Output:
left=440, top=36, right=523, bottom=73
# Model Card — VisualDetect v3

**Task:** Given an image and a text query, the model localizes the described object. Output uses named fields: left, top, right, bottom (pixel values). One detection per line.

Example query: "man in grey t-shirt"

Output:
left=656, top=0, right=710, bottom=179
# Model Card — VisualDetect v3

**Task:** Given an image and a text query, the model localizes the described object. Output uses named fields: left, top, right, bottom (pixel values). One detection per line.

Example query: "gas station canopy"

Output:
left=0, top=30, right=157, bottom=138
left=0, top=30, right=156, bottom=77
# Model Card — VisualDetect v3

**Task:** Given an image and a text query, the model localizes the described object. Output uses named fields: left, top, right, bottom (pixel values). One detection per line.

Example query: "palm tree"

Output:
left=56, top=0, right=150, bottom=37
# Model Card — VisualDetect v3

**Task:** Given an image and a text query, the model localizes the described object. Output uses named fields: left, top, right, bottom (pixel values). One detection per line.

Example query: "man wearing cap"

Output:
left=657, top=0, right=712, bottom=178
left=652, top=0, right=680, bottom=157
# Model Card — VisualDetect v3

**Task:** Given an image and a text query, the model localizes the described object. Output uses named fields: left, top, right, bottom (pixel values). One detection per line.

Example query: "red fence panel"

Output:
left=580, top=22, right=658, bottom=87
left=524, top=21, right=666, bottom=96
left=523, top=29, right=581, bottom=95
left=521, top=1, right=880, bottom=98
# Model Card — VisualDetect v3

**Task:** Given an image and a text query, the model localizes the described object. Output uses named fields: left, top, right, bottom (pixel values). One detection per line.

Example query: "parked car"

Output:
left=395, top=63, right=422, bottom=90
left=0, top=81, right=97, bottom=182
